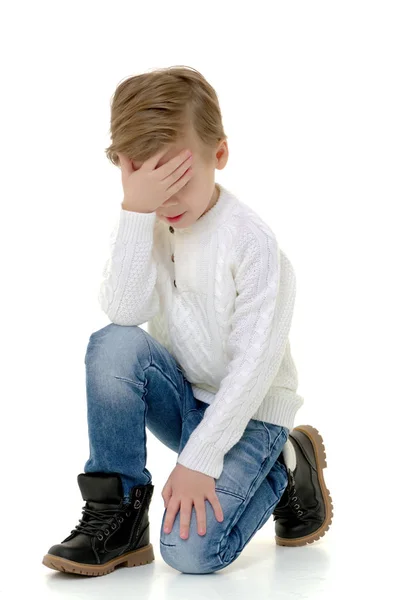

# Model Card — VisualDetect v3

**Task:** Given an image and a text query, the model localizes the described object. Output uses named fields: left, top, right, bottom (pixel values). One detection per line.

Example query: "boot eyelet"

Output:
left=134, top=499, right=141, bottom=509
left=126, top=511, right=131, bottom=517
left=292, top=496, right=297, bottom=502
left=104, top=529, right=109, bottom=535
left=294, top=504, right=300, bottom=510
left=111, top=523, right=117, bottom=529
left=298, top=511, right=304, bottom=516
left=135, top=489, right=142, bottom=497
left=97, top=534, right=103, bottom=541
left=118, top=517, right=124, bottom=523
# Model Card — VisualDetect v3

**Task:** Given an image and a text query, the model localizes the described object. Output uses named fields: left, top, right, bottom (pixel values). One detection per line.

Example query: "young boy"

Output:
left=42, top=66, right=333, bottom=577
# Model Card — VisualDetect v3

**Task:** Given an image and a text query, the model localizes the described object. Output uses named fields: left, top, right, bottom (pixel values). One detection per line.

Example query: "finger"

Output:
left=163, top=156, right=192, bottom=188
left=162, top=482, right=172, bottom=509
left=163, top=498, right=179, bottom=533
left=144, top=148, right=169, bottom=171
left=209, top=494, right=224, bottom=522
left=156, top=148, right=192, bottom=180
left=179, top=500, right=193, bottom=539
left=117, top=152, right=134, bottom=175
left=194, top=499, right=207, bottom=535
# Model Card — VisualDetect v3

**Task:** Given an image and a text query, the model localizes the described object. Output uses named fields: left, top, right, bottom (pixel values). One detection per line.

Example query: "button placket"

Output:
left=169, top=225, right=176, bottom=287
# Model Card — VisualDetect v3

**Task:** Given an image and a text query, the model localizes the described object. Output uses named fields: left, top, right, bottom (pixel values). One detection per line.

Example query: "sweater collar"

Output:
left=161, top=183, right=236, bottom=236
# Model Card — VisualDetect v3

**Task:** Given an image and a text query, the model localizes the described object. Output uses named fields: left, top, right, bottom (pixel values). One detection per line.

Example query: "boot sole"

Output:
left=275, top=424, right=334, bottom=547
left=42, top=543, right=154, bottom=576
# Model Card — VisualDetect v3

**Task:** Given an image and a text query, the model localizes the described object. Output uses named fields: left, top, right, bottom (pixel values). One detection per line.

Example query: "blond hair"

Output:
left=105, top=65, right=227, bottom=168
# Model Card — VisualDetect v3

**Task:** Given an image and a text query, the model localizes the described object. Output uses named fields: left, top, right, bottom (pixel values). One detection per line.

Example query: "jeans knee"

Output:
left=160, top=541, right=214, bottom=574
left=85, top=323, right=148, bottom=368
left=88, top=322, right=141, bottom=340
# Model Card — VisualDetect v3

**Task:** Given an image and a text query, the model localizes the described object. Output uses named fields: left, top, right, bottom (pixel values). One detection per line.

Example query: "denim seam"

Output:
left=113, top=375, right=144, bottom=390
left=269, top=428, right=290, bottom=458
left=216, top=450, right=274, bottom=566
left=214, top=487, right=246, bottom=501
left=233, top=497, right=278, bottom=559
left=128, top=362, right=181, bottom=397
left=182, top=406, right=203, bottom=421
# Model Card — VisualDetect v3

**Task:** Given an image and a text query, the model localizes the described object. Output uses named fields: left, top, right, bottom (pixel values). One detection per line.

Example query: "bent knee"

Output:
left=85, top=323, right=149, bottom=368
left=160, top=539, right=215, bottom=574
left=159, top=527, right=218, bottom=575
left=88, top=322, right=142, bottom=340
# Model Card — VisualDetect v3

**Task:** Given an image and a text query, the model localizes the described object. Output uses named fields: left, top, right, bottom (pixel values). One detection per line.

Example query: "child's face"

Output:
left=131, top=130, right=228, bottom=228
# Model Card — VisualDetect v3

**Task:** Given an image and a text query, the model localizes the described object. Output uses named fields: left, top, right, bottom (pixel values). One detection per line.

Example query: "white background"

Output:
left=1, top=0, right=398, bottom=597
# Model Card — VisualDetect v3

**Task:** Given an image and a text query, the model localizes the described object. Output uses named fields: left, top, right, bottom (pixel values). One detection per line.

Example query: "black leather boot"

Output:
left=42, top=472, right=154, bottom=576
left=273, top=425, right=334, bottom=546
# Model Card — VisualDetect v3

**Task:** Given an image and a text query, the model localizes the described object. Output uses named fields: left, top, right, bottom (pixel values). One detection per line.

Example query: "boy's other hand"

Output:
left=161, top=464, right=224, bottom=539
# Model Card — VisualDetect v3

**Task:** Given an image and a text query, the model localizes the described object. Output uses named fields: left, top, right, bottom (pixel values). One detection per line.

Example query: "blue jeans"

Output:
left=83, top=323, right=289, bottom=574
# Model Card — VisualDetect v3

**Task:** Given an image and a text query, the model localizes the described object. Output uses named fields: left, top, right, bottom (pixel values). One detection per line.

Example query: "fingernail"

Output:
left=164, top=527, right=170, bottom=533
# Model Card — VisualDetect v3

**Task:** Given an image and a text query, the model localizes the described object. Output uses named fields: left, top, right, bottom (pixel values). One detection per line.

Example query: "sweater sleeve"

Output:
left=176, top=223, right=296, bottom=479
left=98, top=208, right=161, bottom=326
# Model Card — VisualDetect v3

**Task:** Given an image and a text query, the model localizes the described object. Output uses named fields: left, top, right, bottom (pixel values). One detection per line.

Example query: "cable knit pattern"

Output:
left=98, top=210, right=160, bottom=325
left=98, top=183, right=304, bottom=479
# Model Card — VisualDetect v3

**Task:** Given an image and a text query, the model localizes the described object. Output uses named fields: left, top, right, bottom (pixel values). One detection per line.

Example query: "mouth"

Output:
left=165, top=212, right=185, bottom=222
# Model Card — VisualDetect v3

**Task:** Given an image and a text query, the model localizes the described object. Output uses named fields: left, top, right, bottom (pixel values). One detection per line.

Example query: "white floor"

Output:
left=4, top=486, right=392, bottom=600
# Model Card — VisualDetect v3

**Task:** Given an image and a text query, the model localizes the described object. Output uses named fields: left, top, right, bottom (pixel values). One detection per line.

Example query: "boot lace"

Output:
left=72, top=491, right=142, bottom=541
left=273, top=469, right=305, bottom=521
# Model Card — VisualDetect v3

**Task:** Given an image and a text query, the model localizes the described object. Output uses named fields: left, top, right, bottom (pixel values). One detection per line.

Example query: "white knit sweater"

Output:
left=98, top=183, right=304, bottom=479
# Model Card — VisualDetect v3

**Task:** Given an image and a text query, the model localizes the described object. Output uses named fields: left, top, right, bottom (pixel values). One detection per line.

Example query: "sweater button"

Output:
left=171, top=253, right=175, bottom=262
left=174, top=279, right=177, bottom=287
left=169, top=226, right=174, bottom=233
